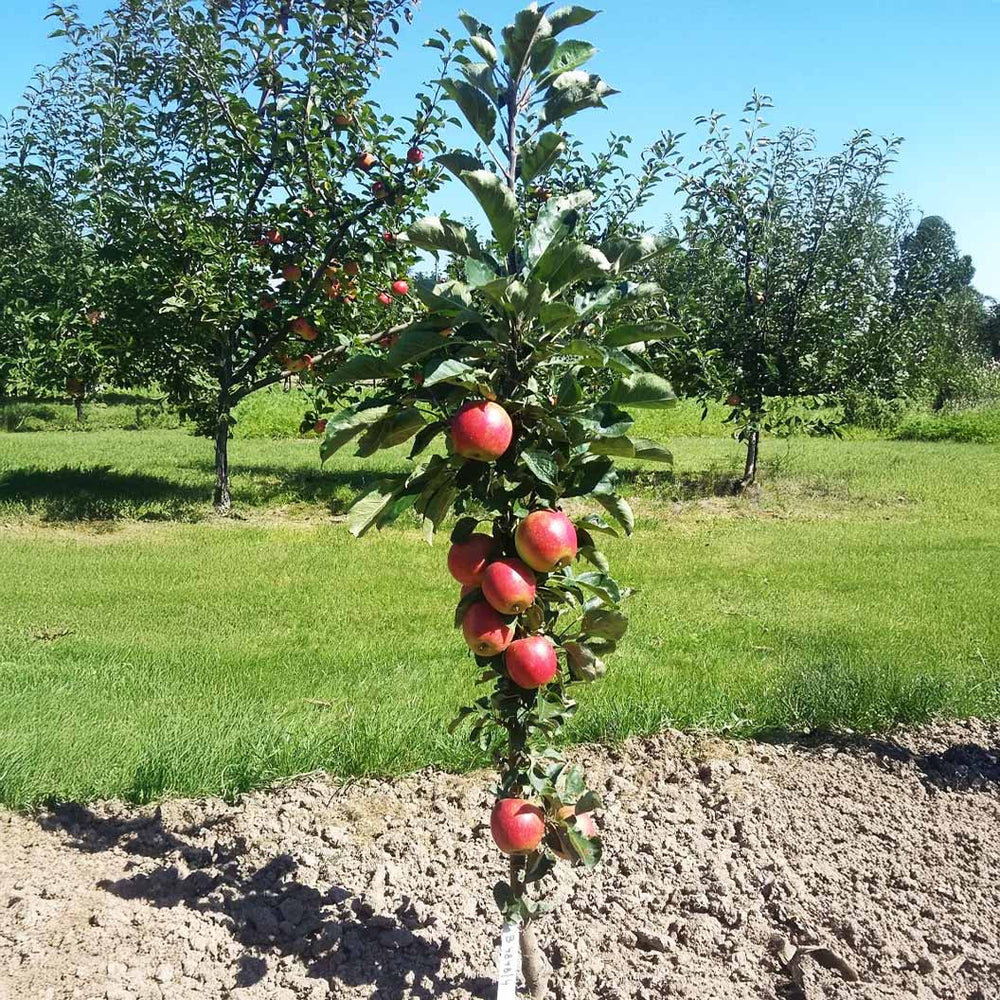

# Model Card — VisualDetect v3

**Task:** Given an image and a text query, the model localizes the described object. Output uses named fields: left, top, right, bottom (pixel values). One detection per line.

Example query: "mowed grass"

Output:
left=1, top=409, right=998, bottom=806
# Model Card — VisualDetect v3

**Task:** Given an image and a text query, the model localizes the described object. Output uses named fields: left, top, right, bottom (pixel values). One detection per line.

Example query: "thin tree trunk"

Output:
left=520, top=923, right=551, bottom=1000
left=213, top=408, right=231, bottom=513
left=74, top=397, right=84, bottom=423
left=739, top=428, right=760, bottom=492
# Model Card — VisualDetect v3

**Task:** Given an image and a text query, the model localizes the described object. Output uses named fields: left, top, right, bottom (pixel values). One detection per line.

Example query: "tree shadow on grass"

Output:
left=617, top=463, right=743, bottom=499
left=758, top=729, right=1000, bottom=794
left=37, top=803, right=493, bottom=998
left=0, top=467, right=208, bottom=522
left=0, top=464, right=381, bottom=522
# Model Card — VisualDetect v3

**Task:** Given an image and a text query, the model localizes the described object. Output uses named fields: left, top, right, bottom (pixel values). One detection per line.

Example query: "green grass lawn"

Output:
left=1, top=410, right=998, bottom=807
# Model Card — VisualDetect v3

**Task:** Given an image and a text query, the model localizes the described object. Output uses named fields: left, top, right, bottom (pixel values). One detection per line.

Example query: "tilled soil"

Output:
left=1, top=721, right=999, bottom=1000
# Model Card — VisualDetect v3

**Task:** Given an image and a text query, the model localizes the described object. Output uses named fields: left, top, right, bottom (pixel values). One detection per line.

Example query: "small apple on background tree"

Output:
left=316, top=5, right=679, bottom=996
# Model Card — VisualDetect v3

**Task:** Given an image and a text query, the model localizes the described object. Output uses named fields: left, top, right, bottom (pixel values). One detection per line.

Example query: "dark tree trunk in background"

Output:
left=739, top=428, right=760, bottom=492
left=74, top=396, right=84, bottom=423
left=213, top=410, right=231, bottom=513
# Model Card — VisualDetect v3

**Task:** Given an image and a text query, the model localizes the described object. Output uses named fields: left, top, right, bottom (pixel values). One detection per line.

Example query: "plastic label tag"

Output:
left=496, top=922, right=520, bottom=999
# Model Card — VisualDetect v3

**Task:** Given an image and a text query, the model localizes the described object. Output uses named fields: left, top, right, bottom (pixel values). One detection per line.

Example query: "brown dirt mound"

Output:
left=1, top=721, right=998, bottom=999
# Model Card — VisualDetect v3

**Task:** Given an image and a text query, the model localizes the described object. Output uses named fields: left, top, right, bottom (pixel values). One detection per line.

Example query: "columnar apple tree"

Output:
left=317, top=6, right=677, bottom=994
left=8, top=0, right=454, bottom=509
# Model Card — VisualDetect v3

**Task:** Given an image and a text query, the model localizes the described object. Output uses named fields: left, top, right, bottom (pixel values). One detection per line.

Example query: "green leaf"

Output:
left=540, top=71, right=618, bottom=126
left=527, top=190, right=593, bottom=266
left=520, top=132, right=566, bottom=184
left=450, top=516, right=480, bottom=543
left=320, top=404, right=391, bottom=462
left=502, top=7, right=552, bottom=81
left=407, top=216, right=484, bottom=260
left=594, top=493, right=634, bottom=535
left=355, top=407, right=426, bottom=456
left=563, top=641, right=606, bottom=682
left=535, top=241, right=611, bottom=294
left=454, top=587, right=482, bottom=628
left=563, top=339, right=608, bottom=367
left=421, top=481, right=457, bottom=544
left=388, top=328, right=457, bottom=367
left=409, top=421, right=444, bottom=459
left=539, top=300, right=580, bottom=334
left=603, top=233, right=676, bottom=269
left=578, top=545, right=610, bottom=572
left=469, top=35, right=498, bottom=64
left=631, top=438, right=673, bottom=463
left=460, top=61, right=498, bottom=101
left=587, top=435, right=633, bottom=457
left=464, top=257, right=499, bottom=287
left=456, top=169, right=518, bottom=253
left=574, top=403, right=634, bottom=439
left=548, top=6, right=599, bottom=35
left=566, top=825, right=602, bottom=867
left=441, top=79, right=496, bottom=146
left=436, top=151, right=485, bottom=177
left=603, top=321, right=684, bottom=347
left=521, top=448, right=559, bottom=486
left=325, top=354, right=398, bottom=385
left=545, top=40, right=597, bottom=76
left=581, top=608, right=628, bottom=640
left=423, top=357, right=475, bottom=387
left=347, top=486, right=398, bottom=538
left=603, top=373, right=677, bottom=409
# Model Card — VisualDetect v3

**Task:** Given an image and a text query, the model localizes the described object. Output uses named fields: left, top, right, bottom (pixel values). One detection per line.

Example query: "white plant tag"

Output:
left=496, top=922, right=520, bottom=999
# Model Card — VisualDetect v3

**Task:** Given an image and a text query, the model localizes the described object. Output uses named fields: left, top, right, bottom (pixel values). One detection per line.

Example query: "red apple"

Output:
left=391, top=279, right=409, bottom=297
left=259, top=294, right=277, bottom=311
left=727, top=393, right=742, bottom=407
left=291, top=317, right=317, bottom=341
left=372, top=181, right=388, bottom=199
left=377, top=291, right=392, bottom=307
left=481, top=558, right=536, bottom=615
left=450, top=400, right=513, bottom=462
left=314, top=419, right=328, bottom=434
left=382, top=231, right=395, bottom=244
left=515, top=510, right=578, bottom=573
left=282, top=264, right=302, bottom=282
left=344, top=261, right=361, bottom=277
left=439, top=327, right=454, bottom=339
left=265, top=227, right=283, bottom=245
left=461, top=601, right=514, bottom=657
left=491, top=799, right=545, bottom=855
left=356, top=151, right=376, bottom=171
left=407, top=146, right=424, bottom=164
left=504, top=635, right=558, bottom=689
left=447, top=533, right=495, bottom=586
left=334, top=112, right=354, bottom=128
left=460, top=584, right=477, bottom=599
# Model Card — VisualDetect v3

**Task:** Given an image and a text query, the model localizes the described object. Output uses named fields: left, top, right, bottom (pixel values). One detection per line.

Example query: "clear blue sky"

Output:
left=3, top=1, right=998, bottom=296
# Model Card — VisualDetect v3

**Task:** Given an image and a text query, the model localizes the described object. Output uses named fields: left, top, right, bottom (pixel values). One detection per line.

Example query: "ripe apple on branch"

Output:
left=315, top=5, right=679, bottom=996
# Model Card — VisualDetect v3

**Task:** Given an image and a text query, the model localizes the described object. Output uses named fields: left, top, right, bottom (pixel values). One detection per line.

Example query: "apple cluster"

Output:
left=446, top=399, right=599, bottom=860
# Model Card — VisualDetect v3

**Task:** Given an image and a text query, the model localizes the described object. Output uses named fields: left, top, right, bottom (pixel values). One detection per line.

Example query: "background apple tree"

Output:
left=316, top=5, right=677, bottom=994
left=7, top=0, right=455, bottom=509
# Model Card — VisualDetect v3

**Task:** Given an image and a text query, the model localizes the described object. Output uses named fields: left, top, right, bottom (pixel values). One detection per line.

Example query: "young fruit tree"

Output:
left=7, top=0, right=454, bottom=510
left=654, top=94, right=906, bottom=489
left=317, top=5, right=677, bottom=994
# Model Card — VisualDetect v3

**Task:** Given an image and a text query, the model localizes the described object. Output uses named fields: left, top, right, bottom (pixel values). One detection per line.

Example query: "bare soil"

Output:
left=1, top=721, right=998, bottom=1000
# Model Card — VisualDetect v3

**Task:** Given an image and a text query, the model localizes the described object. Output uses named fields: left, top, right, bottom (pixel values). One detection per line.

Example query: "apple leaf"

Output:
left=603, top=321, right=684, bottom=347
left=539, top=300, right=580, bottom=334
left=320, top=404, right=391, bottom=462
left=406, top=216, right=486, bottom=261
left=593, top=492, right=634, bottom=535
left=521, top=447, right=559, bottom=486
left=441, top=79, right=497, bottom=146
left=435, top=151, right=485, bottom=177
left=581, top=608, right=628, bottom=640
left=563, top=641, right=606, bottom=682
left=548, top=5, right=599, bottom=35
left=540, top=71, right=618, bottom=126
left=460, top=61, right=499, bottom=101
left=544, top=40, right=597, bottom=77
left=535, top=240, right=611, bottom=295
left=631, top=438, right=673, bottom=463
left=464, top=257, right=500, bottom=288
left=469, top=34, right=498, bottom=65
left=325, top=354, right=398, bottom=385
left=355, top=407, right=426, bottom=457
left=578, top=545, right=610, bottom=572
left=527, top=189, right=593, bottom=266
left=520, top=131, right=566, bottom=184
left=420, top=481, right=457, bottom=545
left=502, top=7, right=552, bottom=81
left=603, top=233, right=677, bottom=270
left=422, top=357, right=475, bottom=387
left=454, top=588, right=482, bottom=628
left=455, top=169, right=518, bottom=254
left=388, top=328, right=458, bottom=368
left=450, top=516, right=481, bottom=543
left=603, top=372, right=677, bottom=409
left=347, top=486, right=398, bottom=538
